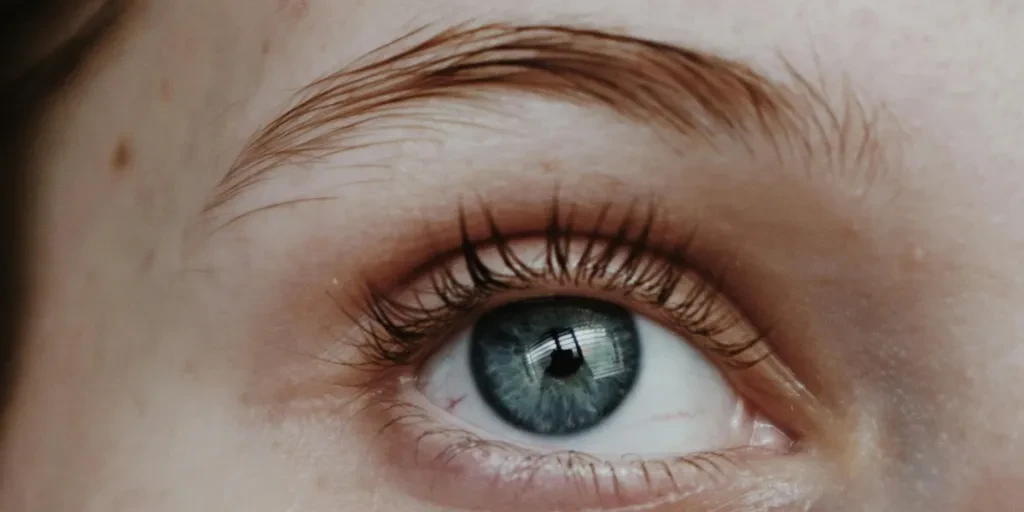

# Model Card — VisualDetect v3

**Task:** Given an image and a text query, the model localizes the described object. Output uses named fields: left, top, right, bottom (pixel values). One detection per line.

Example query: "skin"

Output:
left=2, top=0, right=1023, bottom=511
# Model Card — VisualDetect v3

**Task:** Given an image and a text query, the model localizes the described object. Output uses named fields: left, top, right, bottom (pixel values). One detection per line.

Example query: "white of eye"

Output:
left=418, top=314, right=769, bottom=457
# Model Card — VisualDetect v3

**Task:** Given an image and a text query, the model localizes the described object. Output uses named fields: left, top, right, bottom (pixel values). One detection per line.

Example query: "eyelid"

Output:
left=364, top=236, right=822, bottom=434
left=362, top=383, right=824, bottom=512
left=342, top=197, right=827, bottom=425
left=326, top=198, right=833, bottom=509
left=312, top=196, right=832, bottom=428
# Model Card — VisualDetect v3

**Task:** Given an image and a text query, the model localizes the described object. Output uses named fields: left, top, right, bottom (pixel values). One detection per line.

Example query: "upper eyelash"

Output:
left=342, top=195, right=767, bottom=373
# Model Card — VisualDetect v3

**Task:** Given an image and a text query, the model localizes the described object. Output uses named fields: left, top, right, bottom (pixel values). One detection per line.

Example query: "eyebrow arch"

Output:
left=208, top=23, right=885, bottom=211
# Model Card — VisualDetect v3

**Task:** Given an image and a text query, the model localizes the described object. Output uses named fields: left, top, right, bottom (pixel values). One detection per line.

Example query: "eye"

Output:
left=345, top=200, right=821, bottom=511
left=420, top=296, right=781, bottom=455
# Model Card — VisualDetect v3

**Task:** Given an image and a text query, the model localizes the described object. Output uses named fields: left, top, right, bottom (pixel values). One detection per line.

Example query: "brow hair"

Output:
left=209, top=23, right=888, bottom=211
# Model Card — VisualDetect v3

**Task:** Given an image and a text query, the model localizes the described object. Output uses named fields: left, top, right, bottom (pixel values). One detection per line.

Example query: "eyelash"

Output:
left=329, top=195, right=803, bottom=510
left=346, top=197, right=767, bottom=376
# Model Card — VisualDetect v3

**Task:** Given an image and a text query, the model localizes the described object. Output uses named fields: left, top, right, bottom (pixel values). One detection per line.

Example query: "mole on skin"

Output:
left=160, top=78, right=173, bottom=102
left=110, top=137, right=134, bottom=176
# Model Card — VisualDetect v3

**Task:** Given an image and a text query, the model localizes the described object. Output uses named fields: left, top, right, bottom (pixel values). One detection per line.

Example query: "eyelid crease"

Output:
left=207, top=22, right=898, bottom=214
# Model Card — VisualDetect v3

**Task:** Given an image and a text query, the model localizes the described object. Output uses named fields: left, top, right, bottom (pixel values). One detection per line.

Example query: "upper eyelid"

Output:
left=205, top=22, right=900, bottom=216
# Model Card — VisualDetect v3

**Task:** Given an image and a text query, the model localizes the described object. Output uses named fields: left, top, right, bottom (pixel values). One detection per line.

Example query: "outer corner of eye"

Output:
left=395, top=296, right=808, bottom=510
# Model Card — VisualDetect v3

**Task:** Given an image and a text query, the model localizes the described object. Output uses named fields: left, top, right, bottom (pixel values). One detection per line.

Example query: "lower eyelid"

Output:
left=353, top=380, right=823, bottom=512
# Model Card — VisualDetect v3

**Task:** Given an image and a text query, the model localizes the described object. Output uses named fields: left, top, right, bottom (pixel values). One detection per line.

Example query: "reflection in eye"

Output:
left=466, top=297, right=642, bottom=437
left=345, top=200, right=812, bottom=511
left=421, top=296, right=762, bottom=455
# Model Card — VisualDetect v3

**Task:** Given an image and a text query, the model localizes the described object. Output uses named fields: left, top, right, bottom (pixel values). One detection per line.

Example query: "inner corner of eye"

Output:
left=412, top=295, right=790, bottom=456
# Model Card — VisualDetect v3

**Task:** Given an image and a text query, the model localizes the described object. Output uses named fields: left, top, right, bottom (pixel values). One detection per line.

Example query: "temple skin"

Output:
left=2, top=1, right=1024, bottom=511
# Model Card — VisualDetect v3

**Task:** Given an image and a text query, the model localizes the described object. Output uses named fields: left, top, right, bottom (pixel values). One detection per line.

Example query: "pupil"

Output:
left=469, top=297, right=641, bottom=436
left=544, top=328, right=585, bottom=378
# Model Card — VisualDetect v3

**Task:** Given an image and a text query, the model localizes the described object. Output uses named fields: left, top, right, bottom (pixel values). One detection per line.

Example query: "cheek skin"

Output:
left=0, top=243, right=331, bottom=512
left=219, top=236, right=374, bottom=420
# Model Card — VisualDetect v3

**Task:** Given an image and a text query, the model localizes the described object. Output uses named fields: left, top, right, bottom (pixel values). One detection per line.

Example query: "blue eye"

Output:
left=354, top=201, right=805, bottom=510
left=418, top=293, right=780, bottom=456
left=469, top=297, right=641, bottom=436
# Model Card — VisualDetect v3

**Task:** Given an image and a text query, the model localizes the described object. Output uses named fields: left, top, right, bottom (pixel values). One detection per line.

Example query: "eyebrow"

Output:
left=208, top=23, right=889, bottom=211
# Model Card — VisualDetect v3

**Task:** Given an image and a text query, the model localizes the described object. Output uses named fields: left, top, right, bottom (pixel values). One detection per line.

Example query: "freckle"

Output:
left=315, top=474, right=332, bottom=491
left=261, top=39, right=272, bottom=55
left=110, top=137, right=134, bottom=176
left=182, top=357, right=198, bottom=378
left=159, top=78, right=173, bottom=102
left=139, top=248, right=156, bottom=273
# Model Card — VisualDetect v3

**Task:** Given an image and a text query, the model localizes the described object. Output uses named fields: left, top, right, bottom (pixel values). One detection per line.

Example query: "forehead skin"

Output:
left=2, top=1, right=1023, bottom=512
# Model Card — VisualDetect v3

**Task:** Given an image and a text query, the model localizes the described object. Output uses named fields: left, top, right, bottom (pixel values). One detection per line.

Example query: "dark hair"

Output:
left=0, top=0, right=124, bottom=427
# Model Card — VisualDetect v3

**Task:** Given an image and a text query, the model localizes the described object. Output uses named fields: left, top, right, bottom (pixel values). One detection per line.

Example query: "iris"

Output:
left=470, top=297, right=641, bottom=436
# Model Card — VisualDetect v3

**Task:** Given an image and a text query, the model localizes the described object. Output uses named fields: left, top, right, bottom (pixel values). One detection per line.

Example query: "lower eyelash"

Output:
left=354, top=387, right=805, bottom=512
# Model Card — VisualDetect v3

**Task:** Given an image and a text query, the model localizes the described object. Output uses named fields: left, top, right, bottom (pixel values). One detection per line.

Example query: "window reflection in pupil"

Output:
left=544, top=328, right=585, bottom=378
